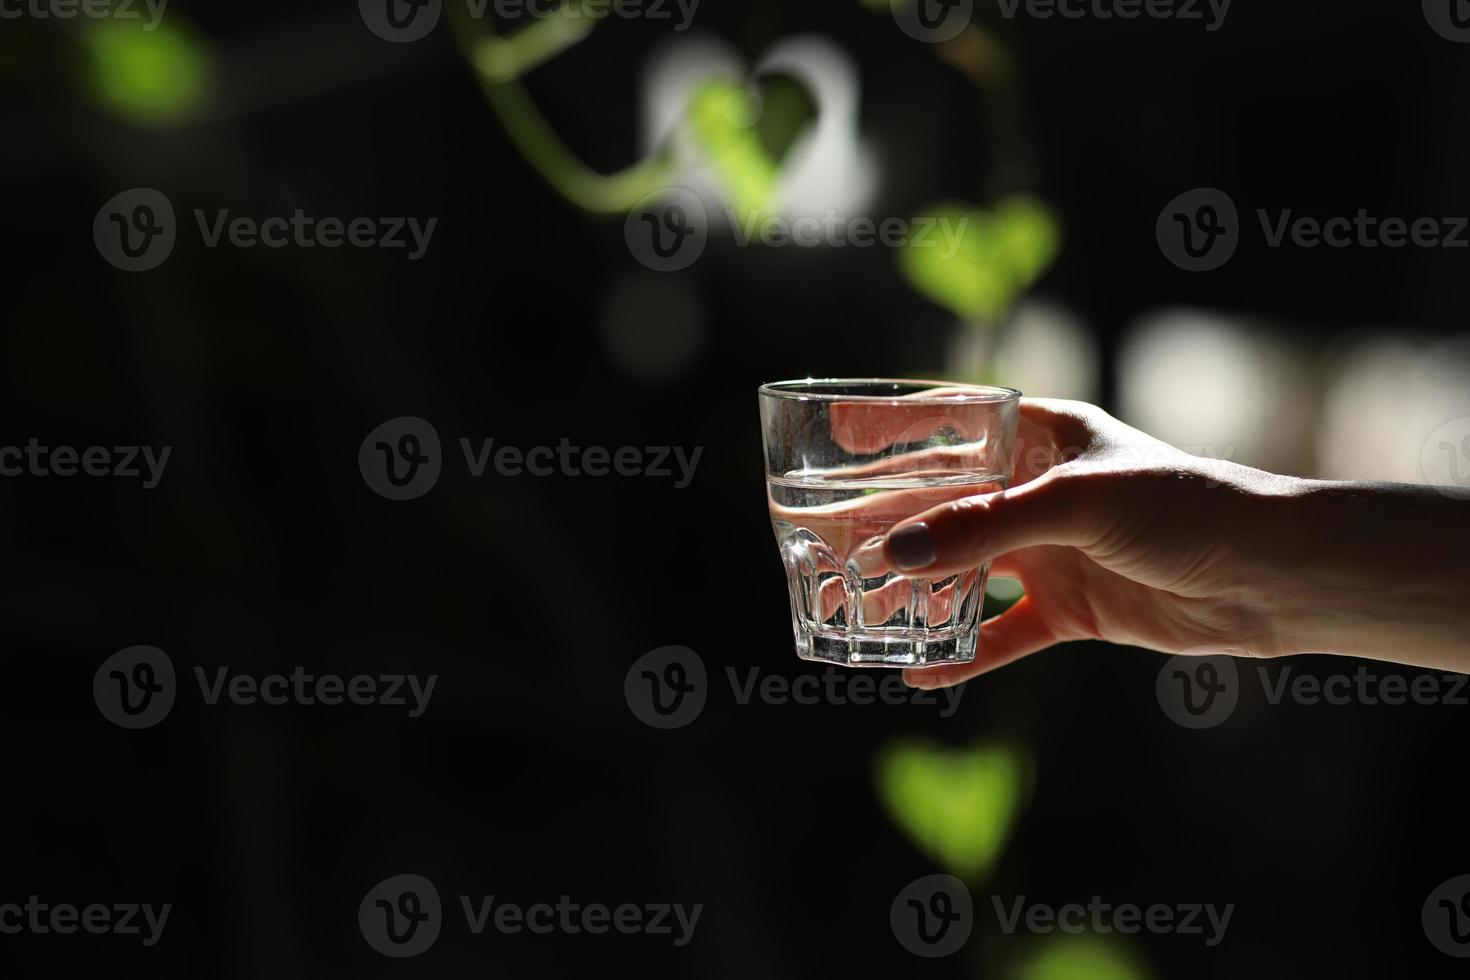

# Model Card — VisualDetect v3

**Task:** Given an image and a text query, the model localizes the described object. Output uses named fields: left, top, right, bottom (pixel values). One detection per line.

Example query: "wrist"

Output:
left=1249, top=478, right=1470, bottom=669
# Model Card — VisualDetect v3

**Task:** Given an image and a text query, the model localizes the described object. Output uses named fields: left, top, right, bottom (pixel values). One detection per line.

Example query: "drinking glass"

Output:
left=759, top=379, right=1021, bottom=668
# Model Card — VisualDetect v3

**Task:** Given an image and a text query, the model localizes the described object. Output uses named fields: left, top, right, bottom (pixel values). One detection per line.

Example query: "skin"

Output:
left=872, top=398, right=1470, bottom=689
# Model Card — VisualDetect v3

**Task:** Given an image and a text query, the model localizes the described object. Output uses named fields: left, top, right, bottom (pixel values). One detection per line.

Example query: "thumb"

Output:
left=882, top=473, right=1095, bottom=578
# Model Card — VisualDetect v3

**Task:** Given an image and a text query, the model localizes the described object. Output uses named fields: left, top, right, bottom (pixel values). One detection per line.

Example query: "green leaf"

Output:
left=687, top=78, right=780, bottom=218
left=898, top=195, right=1061, bottom=323
left=875, top=738, right=1026, bottom=881
left=82, top=18, right=211, bottom=128
left=1008, top=935, right=1152, bottom=980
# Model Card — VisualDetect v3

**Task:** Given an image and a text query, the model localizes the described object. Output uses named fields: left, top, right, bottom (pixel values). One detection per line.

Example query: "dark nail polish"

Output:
left=888, top=522, right=937, bottom=571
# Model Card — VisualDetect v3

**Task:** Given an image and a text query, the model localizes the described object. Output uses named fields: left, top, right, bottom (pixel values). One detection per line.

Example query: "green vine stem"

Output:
left=449, top=1, right=677, bottom=214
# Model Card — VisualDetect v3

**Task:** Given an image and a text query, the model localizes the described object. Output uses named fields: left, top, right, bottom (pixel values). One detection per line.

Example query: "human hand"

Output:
left=878, top=398, right=1470, bottom=688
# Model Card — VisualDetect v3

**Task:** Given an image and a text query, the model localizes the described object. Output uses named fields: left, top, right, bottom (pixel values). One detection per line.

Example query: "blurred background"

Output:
left=3, top=0, right=1470, bottom=975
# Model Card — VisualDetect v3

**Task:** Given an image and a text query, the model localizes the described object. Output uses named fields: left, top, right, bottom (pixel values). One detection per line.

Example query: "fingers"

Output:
left=825, top=393, right=1101, bottom=468
left=883, top=474, right=1096, bottom=580
left=769, top=479, right=998, bottom=567
left=815, top=573, right=965, bottom=626
left=903, top=594, right=1056, bottom=689
left=800, top=443, right=1001, bottom=482
left=827, top=387, right=994, bottom=455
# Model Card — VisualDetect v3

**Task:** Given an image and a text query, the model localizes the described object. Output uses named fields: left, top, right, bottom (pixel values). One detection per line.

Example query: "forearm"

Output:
left=1260, top=479, right=1470, bottom=671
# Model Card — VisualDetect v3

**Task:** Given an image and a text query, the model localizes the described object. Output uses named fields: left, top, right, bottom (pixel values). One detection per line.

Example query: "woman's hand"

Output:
left=882, top=398, right=1470, bottom=688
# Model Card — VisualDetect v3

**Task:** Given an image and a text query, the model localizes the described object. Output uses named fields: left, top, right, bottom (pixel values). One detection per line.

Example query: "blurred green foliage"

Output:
left=1007, top=935, right=1153, bottom=980
left=82, top=18, right=210, bottom=127
left=875, top=739, right=1026, bottom=881
left=452, top=5, right=675, bottom=213
left=687, top=79, right=781, bottom=217
left=983, top=576, right=1026, bottom=619
left=474, top=11, right=595, bottom=81
left=898, top=195, right=1061, bottom=323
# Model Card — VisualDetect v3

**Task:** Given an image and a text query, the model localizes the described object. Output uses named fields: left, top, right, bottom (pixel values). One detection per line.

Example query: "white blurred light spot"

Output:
left=754, top=35, right=877, bottom=220
left=986, top=577, right=1024, bottom=602
left=1317, top=335, right=1470, bottom=483
left=946, top=299, right=1100, bottom=402
left=1118, top=309, right=1311, bottom=470
left=639, top=33, right=877, bottom=227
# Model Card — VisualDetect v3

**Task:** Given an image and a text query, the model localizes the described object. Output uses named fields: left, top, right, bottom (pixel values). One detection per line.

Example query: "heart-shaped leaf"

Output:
left=83, top=18, right=211, bottom=128
left=875, top=738, right=1026, bottom=882
left=686, top=78, right=781, bottom=216
left=685, top=73, right=817, bottom=219
left=898, top=194, right=1061, bottom=323
left=1008, top=935, right=1152, bottom=980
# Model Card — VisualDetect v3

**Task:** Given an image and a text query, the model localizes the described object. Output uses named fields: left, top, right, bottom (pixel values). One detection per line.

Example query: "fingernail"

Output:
left=887, top=522, right=937, bottom=571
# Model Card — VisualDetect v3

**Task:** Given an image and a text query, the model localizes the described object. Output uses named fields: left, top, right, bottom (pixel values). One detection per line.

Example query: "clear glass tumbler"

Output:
left=759, top=379, right=1021, bottom=668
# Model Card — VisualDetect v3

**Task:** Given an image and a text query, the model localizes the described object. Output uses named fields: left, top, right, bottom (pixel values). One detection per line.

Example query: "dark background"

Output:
left=3, top=1, right=1469, bottom=976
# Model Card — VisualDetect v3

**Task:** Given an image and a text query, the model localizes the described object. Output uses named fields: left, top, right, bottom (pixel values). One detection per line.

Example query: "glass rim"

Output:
left=757, top=377, right=1022, bottom=405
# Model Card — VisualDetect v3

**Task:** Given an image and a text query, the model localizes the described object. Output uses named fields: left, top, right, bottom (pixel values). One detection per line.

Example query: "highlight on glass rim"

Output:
left=6, top=2, right=1470, bottom=976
